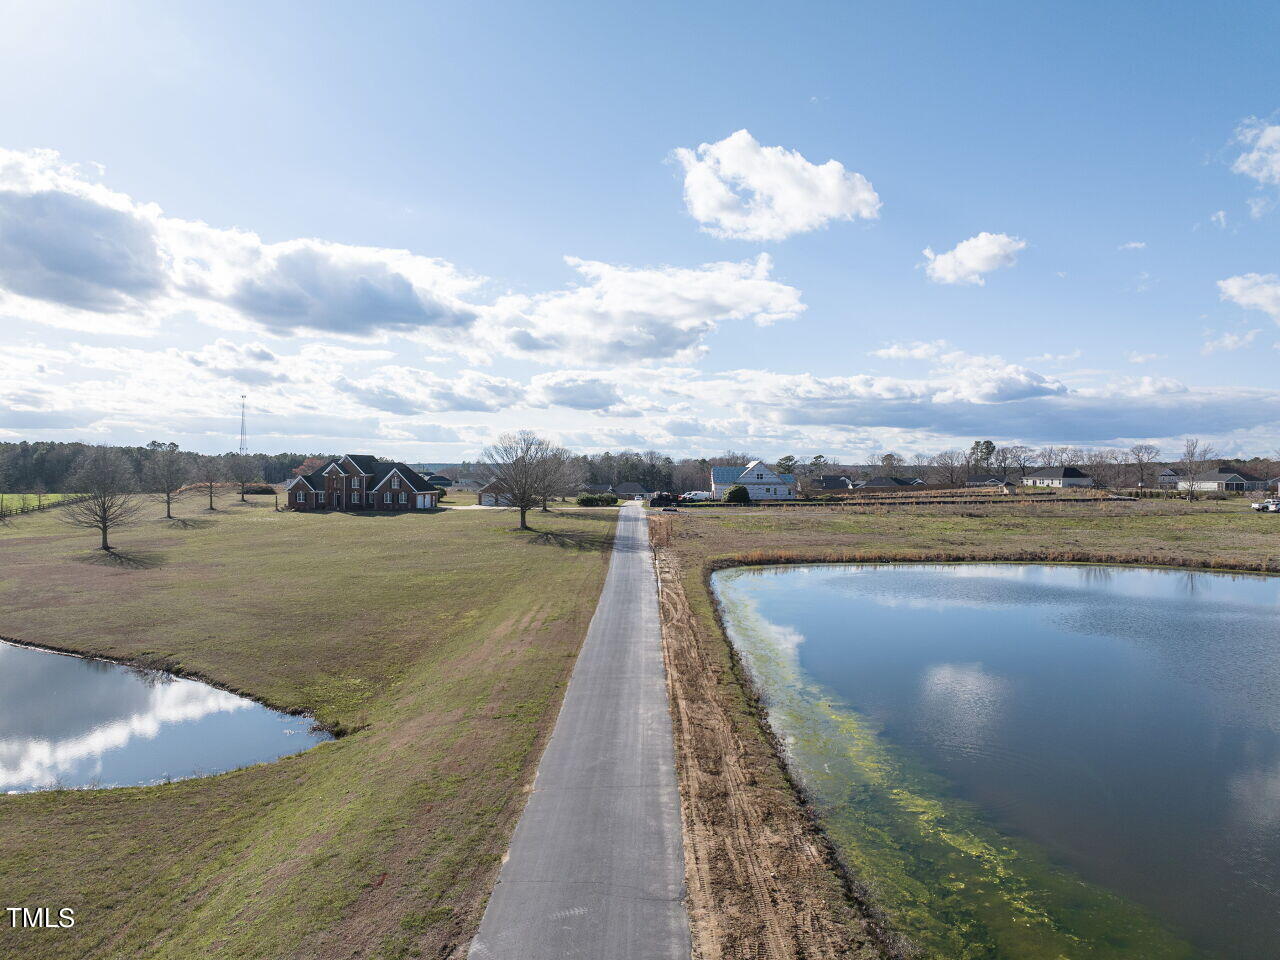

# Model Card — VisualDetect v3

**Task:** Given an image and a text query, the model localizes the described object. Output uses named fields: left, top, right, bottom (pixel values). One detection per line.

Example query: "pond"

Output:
left=0, top=640, right=330, bottom=793
left=713, top=563, right=1280, bottom=960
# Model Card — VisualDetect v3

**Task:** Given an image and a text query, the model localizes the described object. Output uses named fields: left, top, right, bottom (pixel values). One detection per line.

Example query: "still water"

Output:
left=0, top=640, right=329, bottom=792
left=714, top=564, right=1280, bottom=960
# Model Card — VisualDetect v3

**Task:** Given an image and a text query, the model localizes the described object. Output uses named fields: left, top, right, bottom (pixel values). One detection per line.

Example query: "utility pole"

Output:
left=238, top=395, right=248, bottom=456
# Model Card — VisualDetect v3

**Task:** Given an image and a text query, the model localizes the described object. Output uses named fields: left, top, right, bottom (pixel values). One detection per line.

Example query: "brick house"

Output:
left=285, top=454, right=440, bottom=511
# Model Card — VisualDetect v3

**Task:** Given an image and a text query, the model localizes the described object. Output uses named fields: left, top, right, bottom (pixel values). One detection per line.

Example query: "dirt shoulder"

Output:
left=650, top=499, right=1280, bottom=958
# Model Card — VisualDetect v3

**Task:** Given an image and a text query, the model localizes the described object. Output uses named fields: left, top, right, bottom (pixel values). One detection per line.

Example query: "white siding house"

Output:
left=1177, top=467, right=1267, bottom=492
left=710, top=461, right=797, bottom=500
left=1025, top=466, right=1094, bottom=488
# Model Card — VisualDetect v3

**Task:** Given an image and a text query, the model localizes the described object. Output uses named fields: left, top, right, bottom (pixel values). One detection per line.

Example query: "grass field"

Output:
left=0, top=495, right=615, bottom=960
left=0, top=492, right=81, bottom=511
left=649, top=498, right=1280, bottom=959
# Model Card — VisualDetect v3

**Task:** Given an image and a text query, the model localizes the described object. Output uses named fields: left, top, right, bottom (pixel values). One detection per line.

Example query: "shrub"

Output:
left=576, top=493, right=619, bottom=506
left=723, top=485, right=751, bottom=504
left=244, top=483, right=276, bottom=495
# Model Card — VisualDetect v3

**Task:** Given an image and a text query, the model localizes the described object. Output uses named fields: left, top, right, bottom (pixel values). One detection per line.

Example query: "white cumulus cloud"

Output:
left=922, top=232, right=1026, bottom=286
left=1219, top=273, right=1280, bottom=321
left=1233, top=118, right=1280, bottom=187
left=673, top=129, right=880, bottom=241
left=486, top=253, right=804, bottom=365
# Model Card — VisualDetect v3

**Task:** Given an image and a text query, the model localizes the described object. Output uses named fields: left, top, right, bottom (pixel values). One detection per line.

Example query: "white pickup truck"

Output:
left=1250, top=498, right=1280, bottom=512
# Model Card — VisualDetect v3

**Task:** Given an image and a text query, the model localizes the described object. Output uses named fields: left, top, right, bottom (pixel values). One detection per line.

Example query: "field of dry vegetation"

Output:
left=649, top=496, right=1280, bottom=960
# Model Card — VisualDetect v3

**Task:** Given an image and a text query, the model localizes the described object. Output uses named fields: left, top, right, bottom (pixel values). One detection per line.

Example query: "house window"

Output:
left=351, top=476, right=360, bottom=487
left=317, top=492, right=325, bottom=504
left=384, top=492, right=392, bottom=504
left=351, top=492, right=361, bottom=503
left=399, top=492, right=407, bottom=504
left=296, top=490, right=305, bottom=503
left=391, top=476, right=400, bottom=489
left=756, top=473, right=764, bottom=479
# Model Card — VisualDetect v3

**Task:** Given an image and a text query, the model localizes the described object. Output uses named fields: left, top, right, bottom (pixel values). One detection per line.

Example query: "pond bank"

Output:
left=652, top=511, right=1280, bottom=958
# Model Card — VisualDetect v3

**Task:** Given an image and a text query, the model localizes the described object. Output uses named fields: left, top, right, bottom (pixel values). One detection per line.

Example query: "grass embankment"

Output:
left=649, top=499, right=1280, bottom=960
left=0, top=496, right=615, bottom=960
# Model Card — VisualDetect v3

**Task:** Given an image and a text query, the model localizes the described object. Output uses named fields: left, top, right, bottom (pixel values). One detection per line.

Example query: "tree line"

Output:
left=0, top=441, right=323, bottom=493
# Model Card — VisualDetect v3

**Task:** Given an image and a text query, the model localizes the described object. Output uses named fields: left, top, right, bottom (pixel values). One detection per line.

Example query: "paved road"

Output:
left=469, top=503, right=690, bottom=960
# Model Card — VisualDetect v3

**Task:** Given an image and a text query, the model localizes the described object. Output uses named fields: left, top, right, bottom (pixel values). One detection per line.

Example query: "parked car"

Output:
left=1251, top=498, right=1280, bottom=512
left=680, top=490, right=714, bottom=502
left=634, top=494, right=644, bottom=501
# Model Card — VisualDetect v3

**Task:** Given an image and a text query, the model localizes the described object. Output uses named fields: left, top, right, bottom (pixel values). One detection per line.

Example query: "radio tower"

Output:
left=238, top=395, right=248, bottom=455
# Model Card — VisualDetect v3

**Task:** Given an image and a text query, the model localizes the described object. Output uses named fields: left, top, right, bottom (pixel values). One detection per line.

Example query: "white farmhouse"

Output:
left=1025, top=466, right=1095, bottom=488
left=709, top=460, right=797, bottom=500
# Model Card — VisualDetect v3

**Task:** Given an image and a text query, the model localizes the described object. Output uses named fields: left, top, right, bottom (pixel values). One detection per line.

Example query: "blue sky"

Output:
left=2, top=1, right=1279, bottom=460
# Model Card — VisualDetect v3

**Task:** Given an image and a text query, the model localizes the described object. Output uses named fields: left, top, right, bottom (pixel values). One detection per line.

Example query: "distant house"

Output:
left=858, top=476, right=917, bottom=489
left=426, top=474, right=453, bottom=487
left=285, top=454, right=440, bottom=511
left=965, top=474, right=1012, bottom=487
left=477, top=480, right=514, bottom=506
left=811, top=475, right=854, bottom=491
left=709, top=461, right=797, bottom=500
left=580, top=483, right=615, bottom=495
left=614, top=482, right=655, bottom=500
left=1156, top=468, right=1182, bottom=488
left=1177, top=466, right=1267, bottom=493
left=1025, top=466, right=1094, bottom=488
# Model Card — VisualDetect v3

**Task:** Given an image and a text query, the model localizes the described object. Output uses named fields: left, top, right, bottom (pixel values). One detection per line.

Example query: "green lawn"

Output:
left=0, top=492, right=80, bottom=511
left=0, top=496, right=614, bottom=959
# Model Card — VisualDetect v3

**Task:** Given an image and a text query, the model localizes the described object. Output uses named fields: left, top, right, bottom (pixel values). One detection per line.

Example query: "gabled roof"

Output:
left=1027, top=466, right=1091, bottom=479
left=711, top=465, right=746, bottom=484
left=614, top=482, right=652, bottom=495
left=368, top=461, right=437, bottom=493
left=813, top=476, right=853, bottom=490
left=1193, top=466, right=1264, bottom=482
left=967, top=474, right=1011, bottom=484
left=861, top=476, right=914, bottom=487
left=342, top=454, right=381, bottom=475
left=285, top=474, right=317, bottom=490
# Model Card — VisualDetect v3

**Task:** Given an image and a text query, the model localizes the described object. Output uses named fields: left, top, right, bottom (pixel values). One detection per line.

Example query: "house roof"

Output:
left=312, top=455, right=437, bottom=494
left=967, top=474, right=1010, bottom=484
left=614, top=481, right=652, bottom=495
left=711, top=464, right=795, bottom=485
left=1193, top=466, right=1264, bottom=482
left=343, top=454, right=381, bottom=474
left=369, top=462, right=437, bottom=493
left=581, top=483, right=614, bottom=493
left=861, top=476, right=914, bottom=487
left=813, top=476, right=852, bottom=489
left=711, top=466, right=746, bottom=484
left=1027, top=466, right=1091, bottom=479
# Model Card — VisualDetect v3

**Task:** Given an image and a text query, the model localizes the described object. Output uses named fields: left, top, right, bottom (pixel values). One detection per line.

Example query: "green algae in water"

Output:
left=714, top=568, right=1200, bottom=960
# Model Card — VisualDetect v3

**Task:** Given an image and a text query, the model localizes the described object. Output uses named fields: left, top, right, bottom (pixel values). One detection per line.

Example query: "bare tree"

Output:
left=33, top=481, right=47, bottom=511
left=482, top=431, right=559, bottom=530
left=144, top=441, right=191, bottom=520
left=1176, top=438, right=1217, bottom=501
left=227, top=454, right=261, bottom=502
left=193, top=456, right=226, bottom=511
left=930, top=449, right=965, bottom=484
left=1128, top=443, right=1160, bottom=488
left=60, top=447, right=142, bottom=551
left=1037, top=445, right=1062, bottom=467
